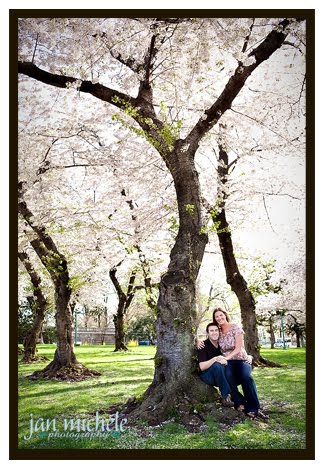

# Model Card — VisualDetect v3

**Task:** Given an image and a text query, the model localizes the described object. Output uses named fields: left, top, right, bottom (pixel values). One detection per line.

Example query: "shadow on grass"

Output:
left=81, top=357, right=155, bottom=364
left=20, top=376, right=153, bottom=399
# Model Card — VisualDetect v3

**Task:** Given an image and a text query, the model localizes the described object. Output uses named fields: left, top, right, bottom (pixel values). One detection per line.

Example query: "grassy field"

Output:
left=17, top=345, right=306, bottom=450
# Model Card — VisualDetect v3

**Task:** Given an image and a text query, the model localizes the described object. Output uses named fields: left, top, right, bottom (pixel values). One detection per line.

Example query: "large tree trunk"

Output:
left=213, top=144, right=278, bottom=366
left=52, top=284, right=75, bottom=365
left=18, top=250, right=48, bottom=363
left=37, top=285, right=76, bottom=374
left=128, top=148, right=217, bottom=425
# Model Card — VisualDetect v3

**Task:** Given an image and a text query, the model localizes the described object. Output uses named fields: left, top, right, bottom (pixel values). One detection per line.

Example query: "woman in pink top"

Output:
left=212, top=307, right=268, bottom=419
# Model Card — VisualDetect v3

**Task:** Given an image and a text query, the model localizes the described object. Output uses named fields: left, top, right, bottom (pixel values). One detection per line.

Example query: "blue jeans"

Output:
left=225, top=360, right=260, bottom=413
left=199, top=362, right=233, bottom=399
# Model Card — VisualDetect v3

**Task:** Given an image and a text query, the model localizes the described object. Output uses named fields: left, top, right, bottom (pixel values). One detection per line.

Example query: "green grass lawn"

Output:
left=17, top=345, right=307, bottom=450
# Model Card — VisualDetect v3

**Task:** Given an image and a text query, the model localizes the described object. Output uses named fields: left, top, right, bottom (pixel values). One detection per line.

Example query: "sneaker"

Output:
left=220, top=395, right=234, bottom=407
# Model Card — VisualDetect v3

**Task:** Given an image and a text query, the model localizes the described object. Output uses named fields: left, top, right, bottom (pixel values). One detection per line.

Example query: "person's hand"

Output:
left=197, top=339, right=205, bottom=350
left=215, top=356, right=227, bottom=366
left=246, top=354, right=253, bottom=365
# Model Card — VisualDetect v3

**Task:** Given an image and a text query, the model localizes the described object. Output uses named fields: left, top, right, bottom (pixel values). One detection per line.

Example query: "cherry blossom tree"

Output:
left=18, top=182, right=103, bottom=379
left=17, top=16, right=307, bottom=422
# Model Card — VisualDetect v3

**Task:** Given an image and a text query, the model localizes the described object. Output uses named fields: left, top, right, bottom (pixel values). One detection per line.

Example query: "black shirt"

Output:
left=197, top=338, right=222, bottom=371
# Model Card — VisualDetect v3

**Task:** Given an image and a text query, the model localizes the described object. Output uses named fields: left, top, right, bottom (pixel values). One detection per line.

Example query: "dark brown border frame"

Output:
left=9, top=9, right=315, bottom=460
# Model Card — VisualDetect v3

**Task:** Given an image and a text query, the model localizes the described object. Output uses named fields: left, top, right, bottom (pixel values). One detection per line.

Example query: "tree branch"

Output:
left=153, top=18, right=192, bottom=25
left=18, top=60, right=138, bottom=110
left=18, top=182, right=60, bottom=255
left=145, top=35, right=157, bottom=87
left=230, top=108, right=297, bottom=147
left=185, top=19, right=291, bottom=154
left=262, top=195, right=277, bottom=234
left=109, top=266, right=126, bottom=301
left=108, top=48, right=144, bottom=74
left=18, top=60, right=169, bottom=155
left=255, top=190, right=302, bottom=201
left=18, top=249, right=45, bottom=303
left=31, top=33, right=39, bottom=64
left=126, top=270, right=137, bottom=297
left=242, top=19, right=255, bottom=53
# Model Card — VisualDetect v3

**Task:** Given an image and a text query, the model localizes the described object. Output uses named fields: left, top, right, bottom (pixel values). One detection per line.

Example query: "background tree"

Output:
left=18, top=248, right=49, bottom=362
left=109, top=262, right=138, bottom=351
left=286, top=312, right=305, bottom=347
left=18, top=301, right=34, bottom=346
left=257, top=310, right=280, bottom=349
left=126, top=312, right=156, bottom=345
left=18, top=184, right=100, bottom=379
left=256, top=260, right=305, bottom=347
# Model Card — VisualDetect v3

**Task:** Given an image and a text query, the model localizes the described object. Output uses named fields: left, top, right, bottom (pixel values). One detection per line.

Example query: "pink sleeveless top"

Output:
left=218, top=324, right=249, bottom=361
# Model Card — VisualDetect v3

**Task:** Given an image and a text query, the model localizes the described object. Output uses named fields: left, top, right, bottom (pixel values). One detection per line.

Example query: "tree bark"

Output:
left=18, top=250, right=48, bottom=362
left=113, top=308, right=128, bottom=351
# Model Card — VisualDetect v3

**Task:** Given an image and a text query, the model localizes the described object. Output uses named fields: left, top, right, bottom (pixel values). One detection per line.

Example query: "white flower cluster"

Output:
left=66, top=79, right=82, bottom=90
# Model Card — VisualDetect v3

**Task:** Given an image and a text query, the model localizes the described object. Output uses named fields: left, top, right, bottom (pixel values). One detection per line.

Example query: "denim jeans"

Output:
left=199, top=362, right=232, bottom=399
left=225, top=360, right=260, bottom=413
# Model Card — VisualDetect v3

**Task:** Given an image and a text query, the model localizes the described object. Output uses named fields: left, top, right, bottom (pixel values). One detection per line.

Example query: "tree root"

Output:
left=99, top=376, right=247, bottom=432
left=113, top=345, right=128, bottom=352
left=27, top=362, right=101, bottom=382
left=253, top=356, right=282, bottom=368
left=99, top=391, right=245, bottom=433
left=20, top=355, right=50, bottom=363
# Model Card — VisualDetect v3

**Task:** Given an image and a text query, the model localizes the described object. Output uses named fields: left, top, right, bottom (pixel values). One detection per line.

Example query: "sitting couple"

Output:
left=197, top=307, right=268, bottom=419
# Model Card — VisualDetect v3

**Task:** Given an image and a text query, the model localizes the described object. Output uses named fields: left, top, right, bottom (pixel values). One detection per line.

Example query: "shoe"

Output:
left=246, top=410, right=269, bottom=420
left=235, top=404, right=245, bottom=412
left=221, top=395, right=234, bottom=407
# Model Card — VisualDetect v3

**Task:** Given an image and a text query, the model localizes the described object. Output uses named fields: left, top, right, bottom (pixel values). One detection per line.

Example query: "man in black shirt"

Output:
left=197, top=322, right=244, bottom=408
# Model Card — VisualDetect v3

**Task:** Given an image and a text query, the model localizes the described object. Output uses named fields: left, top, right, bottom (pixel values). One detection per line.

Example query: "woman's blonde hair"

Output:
left=212, top=307, right=231, bottom=323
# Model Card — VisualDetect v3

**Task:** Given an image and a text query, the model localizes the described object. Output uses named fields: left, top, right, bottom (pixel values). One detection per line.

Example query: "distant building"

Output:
left=72, top=327, right=115, bottom=345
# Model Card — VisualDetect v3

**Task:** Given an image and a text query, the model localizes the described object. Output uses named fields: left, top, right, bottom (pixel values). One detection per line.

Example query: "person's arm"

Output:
left=223, top=333, right=245, bottom=360
left=199, top=355, right=227, bottom=371
left=197, top=339, right=205, bottom=349
left=246, top=354, right=253, bottom=364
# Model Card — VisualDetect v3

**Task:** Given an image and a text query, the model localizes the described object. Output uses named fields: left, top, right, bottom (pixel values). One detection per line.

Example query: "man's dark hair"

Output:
left=206, top=322, right=219, bottom=333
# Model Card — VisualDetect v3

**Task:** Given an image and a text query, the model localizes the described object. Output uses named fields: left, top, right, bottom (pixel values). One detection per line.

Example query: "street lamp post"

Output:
left=74, top=309, right=80, bottom=346
left=280, top=310, right=286, bottom=350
